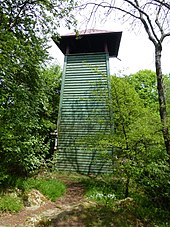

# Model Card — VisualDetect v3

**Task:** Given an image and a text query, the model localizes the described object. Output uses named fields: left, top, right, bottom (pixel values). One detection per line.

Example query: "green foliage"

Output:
left=164, top=74, right=170, bottom=120
left=121, top=72, right=170, bottom=209
left=137, top=161, right=170, bottom=209
left=0, top=0, right=76, bottom=37
left=131, top=193, right=170, bottom=225
left=39, top=66, right=62, bottom=129
left=110, top=75, right=164, bottom=173
left=126, top=70, right=158, bottom=109
left=98, top=73, right=170, bottom=208
left=0, top=0, right=75, bottom=181
left=84, top=70, right=169, bottom=208
left=0, top=194, right=23, bottom=212
left=0, top=65, right=61, bottom=180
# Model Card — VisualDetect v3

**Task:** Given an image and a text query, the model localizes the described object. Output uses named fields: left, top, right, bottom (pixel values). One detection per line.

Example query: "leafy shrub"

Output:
left=131, top=193, right=170, bottom=226
left=134, top=154, right=170, bottom=210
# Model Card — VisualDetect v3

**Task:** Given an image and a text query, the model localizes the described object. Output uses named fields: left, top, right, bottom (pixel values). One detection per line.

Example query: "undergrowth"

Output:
left=0, top=175, right=66, bottom=212
left=80, top=175, right=170, bottom=226
left=0, top=171, right=170, bottom=227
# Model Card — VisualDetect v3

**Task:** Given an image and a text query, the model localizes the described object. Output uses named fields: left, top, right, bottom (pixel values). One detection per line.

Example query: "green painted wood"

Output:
left=57, top=53, right=113, bottom=174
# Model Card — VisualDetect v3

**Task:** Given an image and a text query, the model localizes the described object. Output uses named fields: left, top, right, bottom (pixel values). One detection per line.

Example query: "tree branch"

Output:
left=129, top=0, right=159, bottom=45
left=153, top=0, right=170, bottom=10
left=78, top=2, right=140, bottom=26
left=9, top=0, right=38, bottom=30
left=155, top=0, right=164, bottom=36
left=78, top=1, right=161, bottom=45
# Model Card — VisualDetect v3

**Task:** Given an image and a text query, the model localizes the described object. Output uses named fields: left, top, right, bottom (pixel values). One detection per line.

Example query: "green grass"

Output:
left=19, top=178, right=66, bottom=202
left=0, top=175, right=66, bottom=213
left=0, top=194, right=23, bottom=212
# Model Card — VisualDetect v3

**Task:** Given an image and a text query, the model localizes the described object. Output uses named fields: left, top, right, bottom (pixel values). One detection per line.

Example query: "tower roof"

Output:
left=53, top=29, right=122, bottom=57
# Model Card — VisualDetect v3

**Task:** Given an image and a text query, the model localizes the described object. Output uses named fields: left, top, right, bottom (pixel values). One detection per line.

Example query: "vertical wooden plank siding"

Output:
left=57, top=53, right=113, bottom=174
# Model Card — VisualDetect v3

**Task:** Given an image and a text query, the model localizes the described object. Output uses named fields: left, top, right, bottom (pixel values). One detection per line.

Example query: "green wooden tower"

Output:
left=53, top=29, right=122, bottom=174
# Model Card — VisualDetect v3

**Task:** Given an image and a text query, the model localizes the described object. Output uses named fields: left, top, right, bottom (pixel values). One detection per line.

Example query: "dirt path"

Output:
left=0, top=176, right=154, bottom=227
left=0, top=181, right=85, bottom=227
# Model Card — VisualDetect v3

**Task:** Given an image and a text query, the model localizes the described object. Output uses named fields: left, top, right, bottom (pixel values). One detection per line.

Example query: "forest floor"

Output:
left=0, top=174, right=156, bottom=227
left=0, top=175, right=86, bottom=226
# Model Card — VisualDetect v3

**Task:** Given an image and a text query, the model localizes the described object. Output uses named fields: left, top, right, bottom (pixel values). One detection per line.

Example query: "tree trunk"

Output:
left=155, top=44, right=170, bottom=157
left=125, top=175, right=130, bottom=198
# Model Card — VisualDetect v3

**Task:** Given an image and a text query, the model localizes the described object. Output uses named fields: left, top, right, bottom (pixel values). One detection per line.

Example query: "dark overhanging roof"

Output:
left=53, top=29, right=122, bottom=57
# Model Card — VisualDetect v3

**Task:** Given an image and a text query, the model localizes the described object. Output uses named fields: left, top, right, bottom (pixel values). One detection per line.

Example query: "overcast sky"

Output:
left=48, top=24, right=170, bottom=76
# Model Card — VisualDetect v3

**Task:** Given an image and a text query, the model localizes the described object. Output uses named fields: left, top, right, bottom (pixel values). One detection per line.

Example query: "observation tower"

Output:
left=53, top=29, right=122, bottom=174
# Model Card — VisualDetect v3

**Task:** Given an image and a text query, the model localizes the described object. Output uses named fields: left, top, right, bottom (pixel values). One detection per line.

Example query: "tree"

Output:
left=0, top=0, right=76, bottom=99
left=108, top=75, right=165, bottom=198
left=0, top=0, right=76, bottom=181
left=126, top=70, right=158, bottom=109
left=78, top=0, right=170, bottom=157
left=0, top=64, right=61, bottom=179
